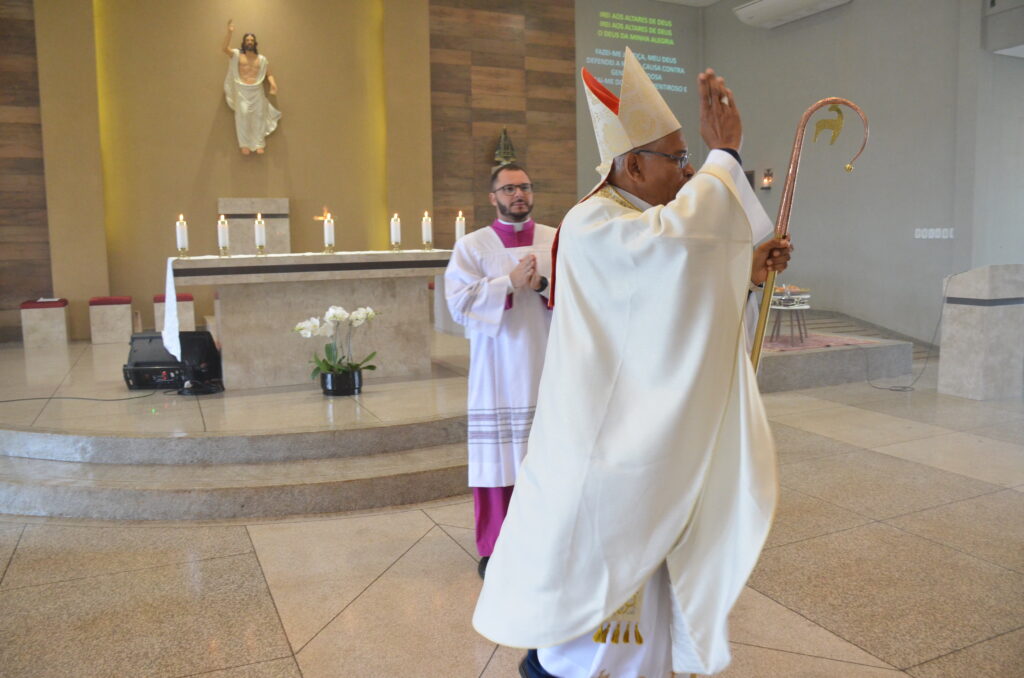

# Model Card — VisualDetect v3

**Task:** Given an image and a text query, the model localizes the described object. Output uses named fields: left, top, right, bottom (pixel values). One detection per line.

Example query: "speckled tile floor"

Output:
left=0, top=348, right=1021, bottom=676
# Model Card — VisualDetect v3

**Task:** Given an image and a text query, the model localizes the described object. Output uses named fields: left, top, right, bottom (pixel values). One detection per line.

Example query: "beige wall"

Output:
left=34, top=0, right=108, bottom=340
left=35, top=0, right=432, bottom=336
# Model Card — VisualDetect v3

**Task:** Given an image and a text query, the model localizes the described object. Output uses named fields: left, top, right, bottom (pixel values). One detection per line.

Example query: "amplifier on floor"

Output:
left=123, top=331, right=222, bottom=391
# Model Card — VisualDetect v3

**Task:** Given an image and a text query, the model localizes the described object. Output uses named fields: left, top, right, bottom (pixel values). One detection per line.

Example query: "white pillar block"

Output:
left=89, top=301, right=133, bottom=345
left=20, top=304, right=69, bottom=346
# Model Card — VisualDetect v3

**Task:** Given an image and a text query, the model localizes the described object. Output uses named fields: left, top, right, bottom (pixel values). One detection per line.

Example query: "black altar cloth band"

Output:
left=944, top=296, right=1024, bottom=307
left=174, top=259, right=451, bottom=278
left=222, top=213, right=289, bottom=219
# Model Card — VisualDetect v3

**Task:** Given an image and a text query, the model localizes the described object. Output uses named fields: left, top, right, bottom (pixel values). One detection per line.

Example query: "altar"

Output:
left=172, top=251, right=451, bottom=390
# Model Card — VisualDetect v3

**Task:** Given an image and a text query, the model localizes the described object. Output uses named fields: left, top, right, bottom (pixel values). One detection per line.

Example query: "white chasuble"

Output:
left=224, top=49, right=281, bottom=151
left=445, top=225, right=555, bottom=488
left=473, top=151, right=777, bottom=676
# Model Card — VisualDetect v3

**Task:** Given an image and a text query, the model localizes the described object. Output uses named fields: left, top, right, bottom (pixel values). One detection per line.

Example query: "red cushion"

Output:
left=21, top=298, right=68, bottom=310
left=153, top=293, right=194, bottom=303
left=89, top=296, right=132, bottom=306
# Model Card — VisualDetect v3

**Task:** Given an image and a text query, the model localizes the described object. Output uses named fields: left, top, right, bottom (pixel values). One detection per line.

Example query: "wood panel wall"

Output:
left=429, top=0, right=576, bottom=246
left=0, top=0, right=50, bottom=341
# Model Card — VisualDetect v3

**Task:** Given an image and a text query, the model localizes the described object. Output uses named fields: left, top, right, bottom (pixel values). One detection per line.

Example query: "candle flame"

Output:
left=219, top=214, right=225, bottom=220
left=423, top=211, right=429, bottom=218
left=393, top=213, right=398, bottom=219
left=326, top=213, right=332, bottom=220
left=179, top=214, right=184, bottom=221
left=458, top=210, right=463, bottom=218
left=257, top=212, right=262, bottom=220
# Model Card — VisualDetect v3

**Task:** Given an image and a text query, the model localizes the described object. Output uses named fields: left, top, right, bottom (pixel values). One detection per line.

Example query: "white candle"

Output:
left=254, top=212, right=266, bottom=248
left=421, top=211, right=432, bottom=246
left=455, top=210, right=466, bottom=240
left=217, top=214, right=229, bottom=249
left=324, top=213, right=335, bottom=248
left=175, top=214, right=188, bottom=250
left=390, top=213, right=401, bottom=247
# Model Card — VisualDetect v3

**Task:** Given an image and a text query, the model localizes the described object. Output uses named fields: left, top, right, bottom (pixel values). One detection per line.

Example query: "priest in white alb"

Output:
left=445, top=163, right=556, bottom=579
left=473, top=49, right=792, bottom=677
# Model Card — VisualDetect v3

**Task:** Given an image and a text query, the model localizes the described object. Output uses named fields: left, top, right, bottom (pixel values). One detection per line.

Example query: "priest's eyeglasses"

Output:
left=635, top=149, right=690, bottom=168
left=494, top=183, right=534, bottom=196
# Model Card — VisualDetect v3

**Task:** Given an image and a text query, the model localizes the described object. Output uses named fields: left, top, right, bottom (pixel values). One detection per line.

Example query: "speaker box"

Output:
left=122, top=331, right=221, bottom=390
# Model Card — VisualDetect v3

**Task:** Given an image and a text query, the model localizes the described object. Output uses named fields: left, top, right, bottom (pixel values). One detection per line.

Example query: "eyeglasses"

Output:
left=634, top=149, right=690, bottom=169
left=493, top=183, right=534, bottom=196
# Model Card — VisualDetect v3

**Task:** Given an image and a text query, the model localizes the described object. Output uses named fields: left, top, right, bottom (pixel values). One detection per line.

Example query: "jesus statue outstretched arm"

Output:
left=222, top=19, right=234, bottom=57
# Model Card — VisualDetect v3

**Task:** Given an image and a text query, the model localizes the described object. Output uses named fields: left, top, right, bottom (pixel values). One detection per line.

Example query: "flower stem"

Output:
left=346, top=325, right=353, bottom=364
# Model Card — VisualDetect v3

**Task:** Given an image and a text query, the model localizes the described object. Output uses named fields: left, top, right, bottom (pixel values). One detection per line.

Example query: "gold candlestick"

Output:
left=219, top=246, right=229, bottom=257
left=177, top=248, right=189, bottom=258
left=391, top=243, right=402, bottom=252
left=256, top=245, right=266, bottom=256
left=422, top=240, right=433, bottom=251
left=323, top=245, right=335, bottom=254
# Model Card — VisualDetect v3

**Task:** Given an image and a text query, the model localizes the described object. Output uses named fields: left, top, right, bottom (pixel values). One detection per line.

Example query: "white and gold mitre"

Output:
left=582, top=46, right=681, bottom=178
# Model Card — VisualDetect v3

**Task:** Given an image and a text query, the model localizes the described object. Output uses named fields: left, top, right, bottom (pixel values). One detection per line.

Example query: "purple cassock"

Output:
left=473, top=218, right=536, bottom=556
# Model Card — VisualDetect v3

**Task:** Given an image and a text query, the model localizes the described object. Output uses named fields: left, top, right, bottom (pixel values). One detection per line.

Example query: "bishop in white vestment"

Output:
left=445, top=165, right=555, bottom=573
left=474, top=50, right=791, bottom=677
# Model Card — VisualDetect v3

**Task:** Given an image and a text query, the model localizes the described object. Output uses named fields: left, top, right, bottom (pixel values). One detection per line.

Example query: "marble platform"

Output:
left=0, top=322, right=913, bottom=520
left=758, top=336, right=913, bottom=393
left=0, top=334, right=471, bottom=520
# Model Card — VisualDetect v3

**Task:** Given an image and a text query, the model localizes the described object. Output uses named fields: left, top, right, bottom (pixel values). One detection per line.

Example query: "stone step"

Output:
left=0, top=443, right=468, bottom=520
left=0, top=416, right=466, bottom=465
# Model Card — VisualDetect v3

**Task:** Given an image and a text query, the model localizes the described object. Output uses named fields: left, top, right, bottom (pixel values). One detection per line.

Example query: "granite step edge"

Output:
left=0, top=446, right=469, bottom=521
left=0, top=443, right=467, bottom=488
left=0, top=416, right=467, bottom=465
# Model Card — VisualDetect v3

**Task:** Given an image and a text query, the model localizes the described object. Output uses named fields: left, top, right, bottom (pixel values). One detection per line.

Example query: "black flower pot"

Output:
left=320, top=370, right=362, bottom=396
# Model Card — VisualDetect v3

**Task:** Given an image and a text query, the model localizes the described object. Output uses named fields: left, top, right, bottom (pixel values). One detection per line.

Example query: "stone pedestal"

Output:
left=89, top=297, right=133, bottom=345
left=154, top=296, right=196, bottom=331
left=217, top=197, right=290, bottom=255
left=938, top=264, right=1024, bottom=401
left=20, top=300, right=69, bottom=347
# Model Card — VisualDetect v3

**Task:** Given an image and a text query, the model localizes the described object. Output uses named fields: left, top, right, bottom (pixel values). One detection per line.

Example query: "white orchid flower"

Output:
left=324, top=305, right=349, bottom=325
left=364, top=306, right=376, bottom=320
left=317, top=319, right=336, bottom=337
left=294, top=317, right=321, bottom=338
left=349, top=308, right=368, bottom=327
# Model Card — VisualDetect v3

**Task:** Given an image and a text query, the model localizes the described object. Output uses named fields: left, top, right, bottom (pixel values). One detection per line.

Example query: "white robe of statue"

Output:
left=445, top=224, right=555, bottom=487
left=473, top=151, right=777, bottom=676
left=224, top=49, right=281, bottom=151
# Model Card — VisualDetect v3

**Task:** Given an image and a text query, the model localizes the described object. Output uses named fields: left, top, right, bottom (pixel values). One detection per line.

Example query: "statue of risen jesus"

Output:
left=222, top=19, right=281, bottom=155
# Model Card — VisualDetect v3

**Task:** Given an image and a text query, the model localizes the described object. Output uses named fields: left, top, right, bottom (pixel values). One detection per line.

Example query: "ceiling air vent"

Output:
left=985, top=0, right=1024, bottom=58
left=732, top=0, right=852, bottom=29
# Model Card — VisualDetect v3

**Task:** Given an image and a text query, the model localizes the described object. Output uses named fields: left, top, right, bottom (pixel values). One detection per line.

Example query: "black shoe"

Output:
left=519, top=649, right=557, bottom=678
left=477, top=555, right=489, bottom=580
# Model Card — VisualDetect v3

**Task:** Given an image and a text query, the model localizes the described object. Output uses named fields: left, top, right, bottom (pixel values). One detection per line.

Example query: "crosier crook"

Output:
left=750, top=98, right=870, bottom=371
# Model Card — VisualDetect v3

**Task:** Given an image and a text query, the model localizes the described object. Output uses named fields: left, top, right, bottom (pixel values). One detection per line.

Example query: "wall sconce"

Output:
left=761, top=169, right=774, bottom=190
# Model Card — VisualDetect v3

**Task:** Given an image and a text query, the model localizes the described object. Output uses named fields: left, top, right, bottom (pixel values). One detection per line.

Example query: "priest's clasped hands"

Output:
left=510, top=254, right=546, bottom=292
